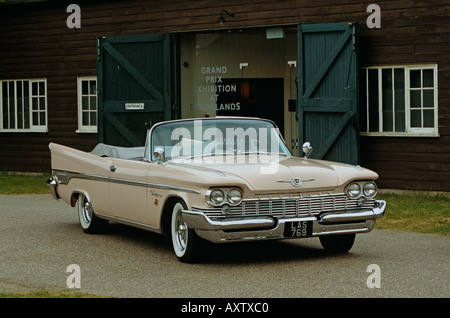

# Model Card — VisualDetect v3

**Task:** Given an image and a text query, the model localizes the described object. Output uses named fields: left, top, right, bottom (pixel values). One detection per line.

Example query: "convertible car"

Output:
left=47, top=117, right=386, bottom=262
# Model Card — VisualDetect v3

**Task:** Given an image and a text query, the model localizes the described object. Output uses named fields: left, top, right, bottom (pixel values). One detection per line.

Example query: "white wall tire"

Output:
left=170, top=201, right=201, bottom=263
left=77, top=193, right=108, bottom=234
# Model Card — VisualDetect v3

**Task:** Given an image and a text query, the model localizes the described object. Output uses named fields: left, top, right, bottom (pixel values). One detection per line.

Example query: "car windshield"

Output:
left=148, top=118, right=291, bottom=162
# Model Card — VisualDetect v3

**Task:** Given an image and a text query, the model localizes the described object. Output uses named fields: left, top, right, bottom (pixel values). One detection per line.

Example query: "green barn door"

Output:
left=97, top=34, right=172, bottom=147
left=298, top=22, right=359, bottom=164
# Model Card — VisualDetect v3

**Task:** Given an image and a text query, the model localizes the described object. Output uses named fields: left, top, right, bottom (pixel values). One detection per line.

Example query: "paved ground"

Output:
left=0, top=194, right=449, bottom=298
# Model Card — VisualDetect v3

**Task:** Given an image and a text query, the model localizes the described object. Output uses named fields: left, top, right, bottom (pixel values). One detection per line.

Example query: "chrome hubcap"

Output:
left=82, top=198, right=92, bottom=224
left=175, top=212, right=187, bottom=251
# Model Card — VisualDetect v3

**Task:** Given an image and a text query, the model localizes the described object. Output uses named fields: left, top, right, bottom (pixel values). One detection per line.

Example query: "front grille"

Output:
left=192, top=193, right=376, bottom=220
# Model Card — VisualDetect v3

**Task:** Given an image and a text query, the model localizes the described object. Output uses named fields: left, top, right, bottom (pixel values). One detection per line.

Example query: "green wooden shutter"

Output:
left=298, top=22, right=359, bottom=164
left=97, top=34, right=172, bottom=147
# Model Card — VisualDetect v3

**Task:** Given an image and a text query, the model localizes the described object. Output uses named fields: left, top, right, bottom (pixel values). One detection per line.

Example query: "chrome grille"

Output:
left=192, top=193, right=376, bottom=220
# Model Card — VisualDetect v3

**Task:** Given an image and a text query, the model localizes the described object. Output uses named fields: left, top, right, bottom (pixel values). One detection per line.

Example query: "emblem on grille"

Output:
left=278, top=178, right=314, bottom=187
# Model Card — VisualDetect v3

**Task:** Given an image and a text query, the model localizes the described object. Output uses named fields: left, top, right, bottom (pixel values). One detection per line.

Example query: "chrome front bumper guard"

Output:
left=181, top=200, right=386, bottom=243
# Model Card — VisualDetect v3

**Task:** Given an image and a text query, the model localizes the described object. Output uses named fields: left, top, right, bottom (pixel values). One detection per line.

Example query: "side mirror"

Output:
left=154, top=147, right=166, bottom=165
left=302, top=142, right=313, bottom=159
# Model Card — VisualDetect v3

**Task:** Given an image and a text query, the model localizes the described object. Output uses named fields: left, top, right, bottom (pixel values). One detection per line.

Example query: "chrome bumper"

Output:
left=181, top=200, right=386, bottom=243
left=46, top=176, right=60, bottom=200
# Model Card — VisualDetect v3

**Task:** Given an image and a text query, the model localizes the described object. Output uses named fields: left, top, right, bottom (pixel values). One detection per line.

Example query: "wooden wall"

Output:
left=0, top=0, right=449, bottom=191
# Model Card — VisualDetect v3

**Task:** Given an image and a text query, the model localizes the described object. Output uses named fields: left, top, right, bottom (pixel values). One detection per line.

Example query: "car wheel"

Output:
left=171, top=200, right=201, bottom=263
left=319, top=234, right=355, bottom=253
left=77, top=193, right=108, bottom=234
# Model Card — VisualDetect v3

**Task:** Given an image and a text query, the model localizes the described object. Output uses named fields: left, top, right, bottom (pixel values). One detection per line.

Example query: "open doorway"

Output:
left=216, top=78, right=284, bottom=134
left=179, top=27, right=297, bottom=151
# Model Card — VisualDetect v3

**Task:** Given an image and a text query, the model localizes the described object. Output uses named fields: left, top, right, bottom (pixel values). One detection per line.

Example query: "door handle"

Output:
left=110, top=165, right=117, bottom=172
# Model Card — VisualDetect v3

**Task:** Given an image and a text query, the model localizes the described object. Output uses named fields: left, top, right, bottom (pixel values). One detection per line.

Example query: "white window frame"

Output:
left=360, top=64, right=439, bottom=137
left=0, top=79, right=48, bottom=133
left=76, top=76, right=98, bottom=133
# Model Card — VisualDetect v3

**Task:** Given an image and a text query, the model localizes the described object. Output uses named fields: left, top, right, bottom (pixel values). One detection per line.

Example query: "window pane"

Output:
left=32, top=97, right=38, bottom=110
left=32, top=112, right=39, bottom=126
left=23, top=81, right=30, bottom=129
left=382, top=69, right=393, bottom=132
left=82, top=81, right=88, bottom=95
left=39, top=97, right=45, bottom=110
left=410, top=109, right=421, bottom=127
left=39, top=111, right=46, bottom=126
left=82, top=96, right=89, bottom=110
left=16, top=82, right=23, bottom=129
left=410, top=70, right=421, bottom=88
left=410, top=90, right=421, bottom=108
left=39, top=82, right=45, bottom=96
left=89, top=80, right=96, bottom=95
left=423, top=89, right=434, bottom=108
left=32, top=82, right=38, bottom=95
left=9, top=82, right=15, bottom=129
left=2, top=82, right=8, bottom=128
left=423, top=110, right=434, bottom=127
left=90, top=112, right=97, bottom=126
left=89, top=96, right=96, bottom=110
left=82, top=112, right=89, bottom=126
left=423, top=69, right=433, bottom=87
left=368, top=69, right=379, bottom=132
left=394, top=69, right=405, bottom=132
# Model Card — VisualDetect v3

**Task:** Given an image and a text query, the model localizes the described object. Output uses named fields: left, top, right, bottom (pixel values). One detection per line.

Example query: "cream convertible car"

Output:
left=47, top=117, right=386, bottom=262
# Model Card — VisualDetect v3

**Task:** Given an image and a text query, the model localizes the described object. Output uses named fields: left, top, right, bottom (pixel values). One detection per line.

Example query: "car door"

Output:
left=108, top=158, right=151, bottom=225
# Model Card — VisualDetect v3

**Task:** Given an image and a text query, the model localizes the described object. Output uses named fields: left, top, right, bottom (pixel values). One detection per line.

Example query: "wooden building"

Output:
left=0, top=0, right=449, bottom=191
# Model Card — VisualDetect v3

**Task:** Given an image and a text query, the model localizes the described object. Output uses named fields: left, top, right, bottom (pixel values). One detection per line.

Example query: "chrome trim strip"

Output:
left=181, top=210, right=276, bottom=231
left=52, top=169, right=200, bottom=194
left=95, top=212, right=161, bottom=233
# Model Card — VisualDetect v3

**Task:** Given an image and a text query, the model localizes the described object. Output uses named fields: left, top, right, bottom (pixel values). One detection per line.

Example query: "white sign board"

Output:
left=125, top=103, right=145, bottom=110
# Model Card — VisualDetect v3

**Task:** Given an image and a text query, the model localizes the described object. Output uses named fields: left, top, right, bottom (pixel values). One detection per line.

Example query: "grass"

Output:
left=375, top=192, right=450, bottom=237
left=0, top=172, right=51, bottom=195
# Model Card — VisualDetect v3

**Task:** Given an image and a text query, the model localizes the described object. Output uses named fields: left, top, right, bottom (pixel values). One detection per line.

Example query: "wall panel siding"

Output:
left=0, top=0, right=449, bottom=191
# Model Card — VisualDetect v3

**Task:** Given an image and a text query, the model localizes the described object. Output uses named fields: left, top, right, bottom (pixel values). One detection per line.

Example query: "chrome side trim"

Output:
left=95, top=212, right=161, bottom=233
left=52, top=169, right=201, bottom=194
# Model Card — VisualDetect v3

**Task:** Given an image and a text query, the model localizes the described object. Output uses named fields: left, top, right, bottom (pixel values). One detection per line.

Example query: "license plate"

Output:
left=284, top=221, right=313, bottom=238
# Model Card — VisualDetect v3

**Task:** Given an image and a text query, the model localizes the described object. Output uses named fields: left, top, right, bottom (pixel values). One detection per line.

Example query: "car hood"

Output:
left=175, top=154, right=374, bottom=193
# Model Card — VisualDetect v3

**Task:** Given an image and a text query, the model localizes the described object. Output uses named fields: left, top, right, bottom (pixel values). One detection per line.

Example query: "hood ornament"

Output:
left=278, top=178, right=315, bottom=187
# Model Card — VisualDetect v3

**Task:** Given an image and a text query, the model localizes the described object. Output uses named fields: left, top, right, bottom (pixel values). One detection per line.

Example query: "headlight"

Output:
left=346, top=181, right=378, bottom=199
left=346, top=182, right=361, bottom=198
left=209, top=189, right=225, bottom=205
left=363, top=182, right=378, bottom=197
left=228, top=189, right=243, bottom=205
left=206, top=188, right=243, bottom=206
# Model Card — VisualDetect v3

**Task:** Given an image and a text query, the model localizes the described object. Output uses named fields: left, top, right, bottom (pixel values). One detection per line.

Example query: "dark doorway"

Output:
left=216, top=78, right=284, bottom=135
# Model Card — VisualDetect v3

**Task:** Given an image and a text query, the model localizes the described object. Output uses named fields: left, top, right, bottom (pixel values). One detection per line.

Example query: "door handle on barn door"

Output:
left=110, top=165, right=117, bottom=172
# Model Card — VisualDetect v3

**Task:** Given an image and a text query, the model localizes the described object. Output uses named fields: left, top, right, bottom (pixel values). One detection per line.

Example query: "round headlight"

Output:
left=209, top=189, right=225, bottom=205
left=347, top=183, right=361, bottom=198
left=363, top=182, right=378, bottom=197
left=228, top=189, right=243, bottom=205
